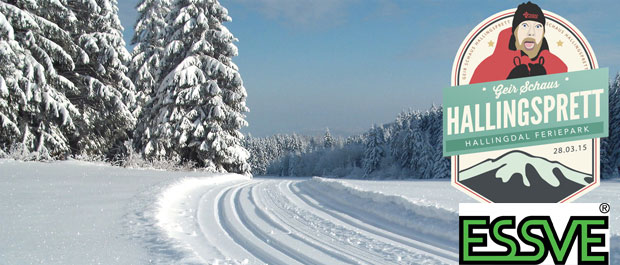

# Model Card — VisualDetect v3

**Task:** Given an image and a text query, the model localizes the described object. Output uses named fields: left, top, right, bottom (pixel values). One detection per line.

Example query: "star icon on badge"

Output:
left=488, top=40, right=495, bottom=47
left=557, top=40, right=563, bottom=47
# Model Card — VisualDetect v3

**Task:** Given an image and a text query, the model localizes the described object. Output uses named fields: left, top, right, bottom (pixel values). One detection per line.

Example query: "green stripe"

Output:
left=444, top=122, right=603, bottom=155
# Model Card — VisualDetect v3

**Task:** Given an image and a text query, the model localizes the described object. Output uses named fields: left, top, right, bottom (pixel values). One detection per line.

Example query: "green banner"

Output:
left=443, top=69, right=608, bottom=156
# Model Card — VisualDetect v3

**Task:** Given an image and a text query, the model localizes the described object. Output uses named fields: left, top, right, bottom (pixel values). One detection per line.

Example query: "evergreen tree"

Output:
left=131, top=0, right=170, bottom=163
left=418, top=135, right=434, bottom=179
left=65, top=0, right=137, bottom=158
left=363, top=125, right=384, bottom=176
left=324, top=127, right=334, bottom=149
left=288, top=151, right=301, bottom=176
left=136, top=0, right=250, bottom=174
left=130, top=0, right=170, bottom=108
left=286, top=133, right=305, bottom=153
left=430, top=107, right=450, bottom=178
left=0, top=1, right=83, bottom=158
left=408, top=122, right=425, bottom=177
left=431, top=143, right=450, bottom=178
left=390, top=111, right=416, bottom=171
left=602, top=74, right=620, bottom=178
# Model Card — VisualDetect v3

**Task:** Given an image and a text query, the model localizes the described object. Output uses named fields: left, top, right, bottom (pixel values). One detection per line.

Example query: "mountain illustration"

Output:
left=459, top=150, right=593, bottom=203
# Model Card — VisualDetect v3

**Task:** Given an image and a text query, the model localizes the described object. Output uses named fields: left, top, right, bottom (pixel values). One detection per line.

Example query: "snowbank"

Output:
left=299, top=177, right=459, bottom=245
left=303, top=177, right=620, bottom=264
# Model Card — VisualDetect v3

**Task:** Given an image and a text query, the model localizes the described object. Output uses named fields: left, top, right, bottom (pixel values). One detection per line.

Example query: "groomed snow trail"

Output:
left=156, top=177, right=459, bottom=265
left=2, top=160, right=618, bottom=264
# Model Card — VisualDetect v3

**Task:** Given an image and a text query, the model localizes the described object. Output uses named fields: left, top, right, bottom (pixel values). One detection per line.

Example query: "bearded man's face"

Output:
left=514, top=20, right=544, bottom=59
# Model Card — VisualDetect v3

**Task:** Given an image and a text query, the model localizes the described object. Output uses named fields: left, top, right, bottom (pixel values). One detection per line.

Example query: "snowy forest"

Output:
left=245, top=81, right=620, bottom=179
left=0, top=0, right=250, bottom=174
left=244, top=106, right=447, bottom=179
left=1, top=0, right=620, bottom=179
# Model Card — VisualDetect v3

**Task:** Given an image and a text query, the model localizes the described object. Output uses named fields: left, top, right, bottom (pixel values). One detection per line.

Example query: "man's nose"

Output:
left=528, top=24, right=535, bottom=36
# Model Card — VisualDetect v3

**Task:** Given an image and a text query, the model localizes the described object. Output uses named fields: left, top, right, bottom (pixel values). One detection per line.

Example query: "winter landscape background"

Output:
left=1, top=0, right=620, bottom=264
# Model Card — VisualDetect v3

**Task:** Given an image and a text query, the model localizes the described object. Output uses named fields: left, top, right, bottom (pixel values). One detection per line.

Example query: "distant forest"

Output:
left=245, top=74, right=620, bottom=179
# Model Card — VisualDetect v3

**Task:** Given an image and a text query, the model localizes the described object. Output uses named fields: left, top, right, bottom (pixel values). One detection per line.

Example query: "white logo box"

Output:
left=459, top=203, right=610, bottom=265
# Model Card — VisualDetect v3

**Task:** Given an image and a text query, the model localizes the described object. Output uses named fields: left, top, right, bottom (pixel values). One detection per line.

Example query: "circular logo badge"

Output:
left=449, top=5, right=603, bottom=203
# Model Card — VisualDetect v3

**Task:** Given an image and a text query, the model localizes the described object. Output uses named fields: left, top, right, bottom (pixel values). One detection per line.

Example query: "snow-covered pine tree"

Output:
left=288, top=151, right=302, bottom=176
left=0, top=1, right=84, bottom=158
left=278, top=153, right=290, bottom=176
left=290, top=133, right=305, bottom=152
left=131, top=0, right=170, bottom=163
left=65, top=0, right=137, bottom=159
left=610, top=75, right=620, bottom=177
left=136, top=0, right=250, bottom=174
left=409, top=118, right=429, bottom=178
left=324, top=127, right=334, bottom=149
left=390, top=111, right=415, bottom=171
left=363, top=124, right=384, bottom=176
left=130, top=0, right=170, bottom=109
left=418, top=135, right=434, bottom=179
left=602, top=74, right=620, bottom=178
left=430, top=106, right=450, bottom=178
left=601, top=140, right=612, bottom=178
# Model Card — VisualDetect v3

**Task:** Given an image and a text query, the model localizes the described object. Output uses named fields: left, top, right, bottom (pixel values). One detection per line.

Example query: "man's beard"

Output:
left=516, top=37, right=542, bottom=59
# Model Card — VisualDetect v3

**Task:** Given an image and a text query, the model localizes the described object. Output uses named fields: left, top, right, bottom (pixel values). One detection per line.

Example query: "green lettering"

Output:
left=577, top=218, right=608, bottom=263
left=461, top=217, right=488, bottom=262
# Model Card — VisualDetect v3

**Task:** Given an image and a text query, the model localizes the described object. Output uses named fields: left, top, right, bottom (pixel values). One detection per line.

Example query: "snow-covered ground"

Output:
left=0, top=159, right=234, bottom=264
left=1, top=159, right=618, bottom=264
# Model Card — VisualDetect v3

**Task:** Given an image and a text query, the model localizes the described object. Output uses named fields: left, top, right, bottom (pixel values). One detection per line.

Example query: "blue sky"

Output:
left=117, top=0, right=620, bottom=137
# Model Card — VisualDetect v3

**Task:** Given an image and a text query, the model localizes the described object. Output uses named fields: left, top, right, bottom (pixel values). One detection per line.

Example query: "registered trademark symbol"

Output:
left=599, top=203, right=610, bottom=213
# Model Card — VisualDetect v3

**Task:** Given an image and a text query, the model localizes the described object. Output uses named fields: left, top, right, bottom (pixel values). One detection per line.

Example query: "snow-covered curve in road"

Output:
left=152, top=176, right=459, bottom=264
left=3, top=160, right=616, bottom=264
left=150, top=176, right=620, bottom=264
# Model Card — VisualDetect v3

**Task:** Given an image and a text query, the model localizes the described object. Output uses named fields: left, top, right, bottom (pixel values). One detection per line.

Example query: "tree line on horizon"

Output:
left=246, top=76, right=620, bottom=179
left=244, top=106, right=450, bottom=179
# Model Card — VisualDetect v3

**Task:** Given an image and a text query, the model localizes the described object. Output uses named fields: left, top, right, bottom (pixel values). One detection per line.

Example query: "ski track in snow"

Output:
left=3, top=158, right=618, bottom=264
left=151, top=176, right=459, bottom=265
